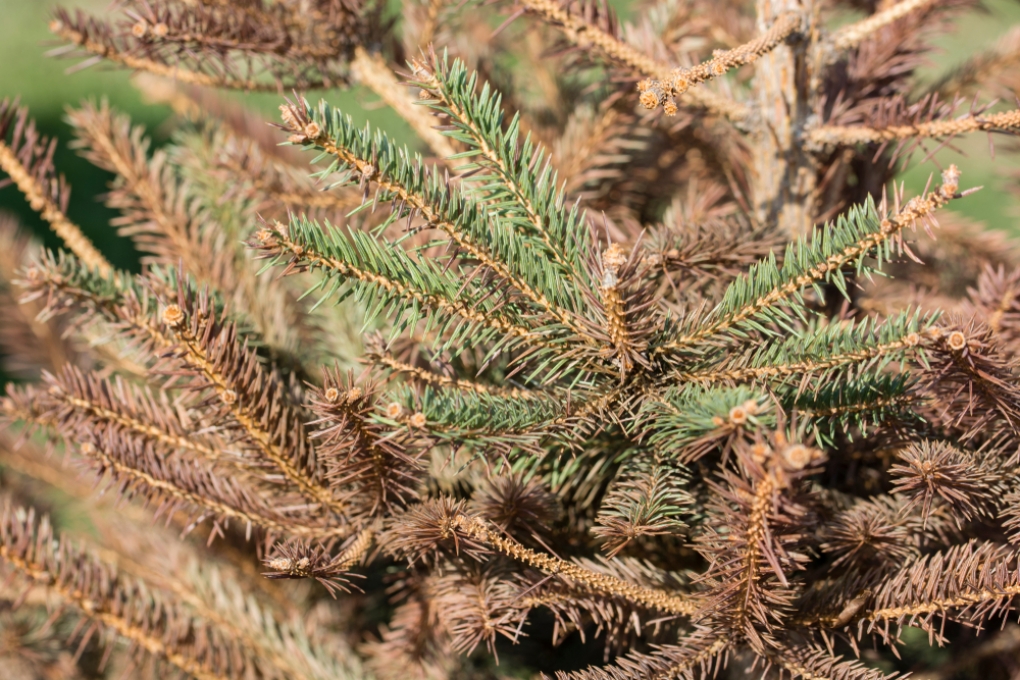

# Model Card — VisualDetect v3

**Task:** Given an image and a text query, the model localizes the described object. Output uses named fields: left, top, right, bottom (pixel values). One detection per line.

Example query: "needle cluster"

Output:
left=2, top=0, right=1020, bottom=678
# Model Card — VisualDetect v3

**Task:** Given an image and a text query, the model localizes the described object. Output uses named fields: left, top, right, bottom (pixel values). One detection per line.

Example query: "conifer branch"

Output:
left=809, top=542, right=1020, bottom=634
left=66, top=101, right=209, bottom=276
left=677, top=314, right=927, bottom=384
left=367, top=348, right=541, bottom=399
left=516, top=0, right=663, bottom=77
left=807, top=110, right=1020, bottom=150
left=308, top=370, right=424, bottom=518
left=638, top=13, right=801, bottom=111
left=20, top=252, right=174, bottom=353
left=796, top=388, right=916, bottom=426
left=5, top=1, right=1020, bottom=676
left=764, top=643, right=894, bottom=680
left=452, top=514, right=700, bottom=616
left=51, top=19, right=286, bottom=91
left=829, top=0, right=941, bottom=52
left=255, top=223, right=556, bottom=351
left=159, top=300, right=347, bottom=518
left=555, top=630, right=730, bottom=680
left=413, top=56, right=581, bottom=279
left=0, top=499, right=354, bottom=680
left=514, top=0, right=750, bottom=121
left=27, top=367, right=226, bottom=466
left=655, top=166, right=961, bottom=356
left=82, top=438, right=344, bottom=539
left=0, top=503, right=231, bottom=680
left=0, top=100, right=111, bottom=277
left=280, top=104, right=592, bottom=340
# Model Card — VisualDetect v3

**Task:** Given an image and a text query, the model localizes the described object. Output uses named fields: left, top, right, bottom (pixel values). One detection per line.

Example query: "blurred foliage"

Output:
left=0, top=0, right=418, bottom=274
left=2, top=0, right=1019, bottom=264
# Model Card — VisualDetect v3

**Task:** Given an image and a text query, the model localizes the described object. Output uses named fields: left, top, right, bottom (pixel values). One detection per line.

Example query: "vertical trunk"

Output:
left=752, top=0, right=818, bottom=238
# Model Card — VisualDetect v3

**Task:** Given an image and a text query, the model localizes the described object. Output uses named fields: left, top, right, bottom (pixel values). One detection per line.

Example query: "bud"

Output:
left=947, top=331, right=967, bottom=351
left=303, top=121, right=321, bottom=139
left=131, top=21, right=148, bottom=38
left=152, top=23, right=169, bottom=38
left=279, top=104, right=299, bottom=129
left=728, top=405, right=748, bottom=426
left=386, top=402, right=403, bottom=419
left=410, top=412, right=427, bottom=428
left=161, top=304, right=185, bottom=328
left=602, top=243, right=628, bottom=273
left=639, top=88, right=661, bottom=110
left=220, top=389, right=238, bottom=405
left=265, top=557, right=292, bottom=571
left=781, top=444, right=813, bottom=470
left=324, top=387, right=340, bottom=403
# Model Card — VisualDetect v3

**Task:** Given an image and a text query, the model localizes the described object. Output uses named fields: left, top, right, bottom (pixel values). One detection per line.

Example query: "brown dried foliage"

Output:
left=2, top=0, right=1020, bottom=678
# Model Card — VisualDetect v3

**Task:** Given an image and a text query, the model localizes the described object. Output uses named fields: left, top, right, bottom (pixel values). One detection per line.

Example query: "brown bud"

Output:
left=303, top=121, right=321, bottom=139
left=220, top=389, right=238, bottom=405
left=781, top=444, right=813, bottom=470
left=750, top=443, right=771, bottom=463
left=728, top=405, right=748, bottom=426
left=386, top=402, right=403, bottom=419
left=947, top=331, right=967, bottom=351
left=409, top=412, right=427, bottom=428
left=265, top=557, right=293, bottom=571
left=602, top=243, right=628, bottom=272
left=639, top=88, right=661, bottom=110
left=279, top=104, right=299, bottom=129
left=161, top=304, right=185, bottom=328
left=324, top=387, right=340, bottom=403
left=131, top=21, right=148, bottom=38
left=152, top=23, right=169, bottom=38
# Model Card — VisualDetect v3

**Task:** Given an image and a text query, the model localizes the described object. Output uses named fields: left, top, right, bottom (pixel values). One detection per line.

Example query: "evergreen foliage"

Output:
left=1, top=0, right=1020, bottom=678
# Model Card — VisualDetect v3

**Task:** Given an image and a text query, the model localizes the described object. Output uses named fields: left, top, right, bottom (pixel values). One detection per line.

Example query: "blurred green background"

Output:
left=1, top=0, right=1019, bottom=272
left=0, top=0, right=417, bottom=272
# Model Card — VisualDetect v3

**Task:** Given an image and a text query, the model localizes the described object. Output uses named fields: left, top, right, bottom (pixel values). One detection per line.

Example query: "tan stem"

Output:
left=807, top=109, right=1020, bottom=149
left=0, top=142, right=111, bottom=277
left=830, top=0, right=940, bottom=52
left=453, top=515, right=699, bottom=616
